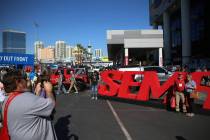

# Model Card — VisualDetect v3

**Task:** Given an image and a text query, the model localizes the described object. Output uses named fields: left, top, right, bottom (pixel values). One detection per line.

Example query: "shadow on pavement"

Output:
left=99, top=96, right=210, bottom=116
left=54, top=114, right=79, bottom=140
left=175, top=136, right=187, bottom=140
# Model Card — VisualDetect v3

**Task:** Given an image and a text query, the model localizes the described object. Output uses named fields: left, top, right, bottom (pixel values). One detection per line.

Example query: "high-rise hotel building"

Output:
left=94, top=49, right=103, bottom=58
left=66, top=45, right=74, bottom=58
left=40, top=46, right=55, bottom=63
left=3, top=30, right=26, bottom=54
left=34, top=41, right=44, bottom=61
left=55, top=41, right=66, bottom=61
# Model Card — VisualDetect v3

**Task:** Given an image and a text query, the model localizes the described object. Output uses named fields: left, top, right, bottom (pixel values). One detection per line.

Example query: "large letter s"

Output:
left=98, top=70, right=122, bottom=96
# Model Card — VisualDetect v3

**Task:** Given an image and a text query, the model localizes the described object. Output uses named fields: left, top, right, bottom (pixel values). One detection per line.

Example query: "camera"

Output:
left=38, top=75, right=49, bottom=88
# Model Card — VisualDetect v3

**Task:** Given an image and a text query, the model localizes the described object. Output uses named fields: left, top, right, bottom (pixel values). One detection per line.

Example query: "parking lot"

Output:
left=54, top=90, right=210, bottom=140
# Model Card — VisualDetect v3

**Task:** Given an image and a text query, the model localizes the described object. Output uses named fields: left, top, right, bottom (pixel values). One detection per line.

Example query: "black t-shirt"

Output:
left=90, top=73, right=99, bottom=85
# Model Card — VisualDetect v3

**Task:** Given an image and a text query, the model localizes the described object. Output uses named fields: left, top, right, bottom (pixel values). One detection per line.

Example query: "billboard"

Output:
left=0, top=53, right=34, bottom=65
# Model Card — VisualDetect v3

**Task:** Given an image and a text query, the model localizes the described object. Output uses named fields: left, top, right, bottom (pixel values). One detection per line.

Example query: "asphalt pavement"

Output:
left=53, top=90, right=210, bottom=140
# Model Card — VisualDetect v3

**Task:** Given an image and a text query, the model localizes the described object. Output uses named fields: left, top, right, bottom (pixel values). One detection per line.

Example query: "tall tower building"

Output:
left=94, top=49, right=103, bottom=58
left=87, top=41, right=92, bottom=54
left=34, top=41, right=44, bottom=62
left=55, top=41, right=66, bottom=61
left=2, top=29, right=26, bottom=54
left=87, top=46, right=92, bottom=54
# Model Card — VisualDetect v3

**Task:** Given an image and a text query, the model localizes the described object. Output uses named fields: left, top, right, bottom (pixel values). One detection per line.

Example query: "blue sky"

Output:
left=0, top=0, right=151, bottom=56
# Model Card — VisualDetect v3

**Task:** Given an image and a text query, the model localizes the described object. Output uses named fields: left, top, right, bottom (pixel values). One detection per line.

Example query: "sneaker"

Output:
left=175, top=108, right=180, bottom=112
left=91, top=97, right=94, bottom=100
left=95, top=97, right=98, bottom=100
left=74, top=92, right=78, bottom=94
left=186, top=113, right=194, bottom=117
left=183, top=110, right=187, bottom=113
left=190, top=113, right=195, bottom=117
left=186, top=113, right=191, bottom=117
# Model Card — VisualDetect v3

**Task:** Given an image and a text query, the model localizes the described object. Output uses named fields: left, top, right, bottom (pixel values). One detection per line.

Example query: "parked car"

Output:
left=93, top=65, right=104, bottom=72
left=118, top=65, right=172, bottom=83
left=74, top=68, right=90, bottom=90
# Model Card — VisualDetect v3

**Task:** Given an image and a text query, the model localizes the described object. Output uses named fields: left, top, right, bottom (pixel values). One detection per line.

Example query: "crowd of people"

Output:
left=173, top=73, right=196, bottom=117
left=165, top=65, right=210, bottom=117
left=0, top=68, right=57, bottom=140
left=0, top=66, right=101, bottom=139
left=0, top=65, right=209, bottom=139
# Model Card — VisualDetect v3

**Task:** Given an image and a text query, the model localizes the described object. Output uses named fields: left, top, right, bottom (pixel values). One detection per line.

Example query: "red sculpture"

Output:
left=98, top=71, right=210, bottom=110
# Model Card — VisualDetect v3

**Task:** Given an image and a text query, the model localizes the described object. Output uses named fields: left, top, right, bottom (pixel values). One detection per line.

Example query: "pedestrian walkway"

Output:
left=54, top=90, right=210, bottom=140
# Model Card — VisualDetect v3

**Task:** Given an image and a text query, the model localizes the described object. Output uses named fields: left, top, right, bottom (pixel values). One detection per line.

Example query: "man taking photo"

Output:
left=1, top=70, right=57, bottom=140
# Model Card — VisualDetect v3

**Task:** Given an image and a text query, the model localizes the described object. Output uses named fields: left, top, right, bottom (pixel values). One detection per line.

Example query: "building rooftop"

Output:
left=3, top=29, right=26, bottom=34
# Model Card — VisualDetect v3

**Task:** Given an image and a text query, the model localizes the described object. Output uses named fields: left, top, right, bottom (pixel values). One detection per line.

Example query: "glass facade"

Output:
left=170, top=9, right=182, bottom=64
left=165, top=0, right=207, bottom=65
left=150, top=0, right=209, bottom=66
left=190, top=0, right=206, bottom=58
left=190, top=0, right=204, bottom=42
left=3, top=31, right=26, bottom=54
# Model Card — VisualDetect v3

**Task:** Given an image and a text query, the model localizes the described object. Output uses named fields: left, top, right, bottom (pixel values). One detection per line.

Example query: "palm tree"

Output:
left=76, top=44, right=85, bottom=65
left=83, top=48, right=88, bottom=62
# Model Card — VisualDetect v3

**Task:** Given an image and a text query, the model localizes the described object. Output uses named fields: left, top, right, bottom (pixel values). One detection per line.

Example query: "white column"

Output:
left=163, top=11, right=171, bottom=65
left=159, top=48, right=163, bottom=66
left=181, top=0, right=191, bottom=65
left=124, top=48, right=129, bottom=66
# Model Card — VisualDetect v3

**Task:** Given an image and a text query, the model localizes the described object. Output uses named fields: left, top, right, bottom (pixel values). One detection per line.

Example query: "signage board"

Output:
left=0, top=53, right=34, bottom=65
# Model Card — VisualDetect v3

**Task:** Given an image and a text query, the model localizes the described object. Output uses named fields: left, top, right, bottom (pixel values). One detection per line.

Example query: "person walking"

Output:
left=185, top=74, right=196, bottom=117
left=67, top=71, right=78, bottom=94
left=1, top=70, right=57, bottom=140
left=56, top=71, right=67, bottom=95
left=90, top=71, right=99, bottom=100
left=174, top=73, right=187, bottom=113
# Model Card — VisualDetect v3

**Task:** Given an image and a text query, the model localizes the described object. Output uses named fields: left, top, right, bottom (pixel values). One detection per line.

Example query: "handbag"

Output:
left=190, top=91, right=199, bottom=99
left=0, top=92, right=21, bottom=140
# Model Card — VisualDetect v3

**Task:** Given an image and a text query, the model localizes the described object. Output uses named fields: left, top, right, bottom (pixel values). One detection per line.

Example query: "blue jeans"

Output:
left=57, top=84, right=67, bottom=94
left=91, top=84, right=98, bottom=97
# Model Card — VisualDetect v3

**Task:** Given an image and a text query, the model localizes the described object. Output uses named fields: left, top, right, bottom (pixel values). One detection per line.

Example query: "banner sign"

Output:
left=98, top=71, right=210, bottom=110
left=0, top=53, right=34, bottom=65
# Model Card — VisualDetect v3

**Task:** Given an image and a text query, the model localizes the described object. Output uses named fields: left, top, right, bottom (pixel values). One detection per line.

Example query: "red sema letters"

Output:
left=98, top=71, right=210, bottom=110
